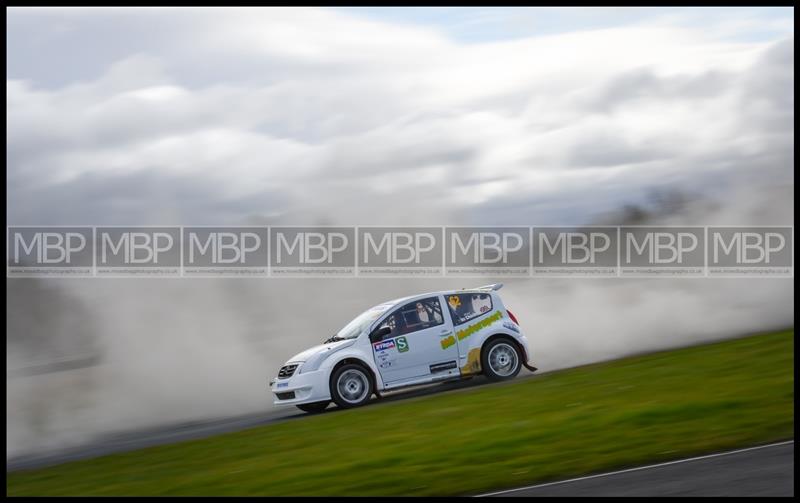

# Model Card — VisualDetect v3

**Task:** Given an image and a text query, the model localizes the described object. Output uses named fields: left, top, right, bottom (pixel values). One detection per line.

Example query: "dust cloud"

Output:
left=6, top=183, right=794, bottom=459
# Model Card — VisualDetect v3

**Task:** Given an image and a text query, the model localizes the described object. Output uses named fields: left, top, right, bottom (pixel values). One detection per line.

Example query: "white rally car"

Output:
left=269, top=284, right=537, bottom=413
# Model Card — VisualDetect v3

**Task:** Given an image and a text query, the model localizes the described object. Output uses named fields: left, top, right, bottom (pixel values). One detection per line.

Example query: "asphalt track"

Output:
left=479, top=441, right=795, bottom=497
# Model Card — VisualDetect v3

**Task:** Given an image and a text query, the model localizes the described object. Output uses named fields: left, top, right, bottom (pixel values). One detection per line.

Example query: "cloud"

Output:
left=6, top=8, right=793, bottom=226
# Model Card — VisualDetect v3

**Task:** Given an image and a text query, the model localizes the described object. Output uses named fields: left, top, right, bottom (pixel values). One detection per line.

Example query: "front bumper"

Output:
left=270, top=367, right=331, bottom=406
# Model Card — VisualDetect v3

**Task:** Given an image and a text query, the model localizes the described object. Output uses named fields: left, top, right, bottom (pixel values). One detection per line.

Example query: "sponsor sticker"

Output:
left=456, top=311, right=503, bottom=341
left=440, top=335, right=456, bottom=350
left=373, top=339, right=401, bottom=368
left=448, top=295, right=461, bottom=309
left=373, top=340, right=396, bottom=352
left=503, top=321, right=520, bottom=333
left=396, top=336, right=409, bottom=353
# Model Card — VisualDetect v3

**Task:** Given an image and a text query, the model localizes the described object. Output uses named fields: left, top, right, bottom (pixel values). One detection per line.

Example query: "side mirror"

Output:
left=370, top=325, right=392, bottom=342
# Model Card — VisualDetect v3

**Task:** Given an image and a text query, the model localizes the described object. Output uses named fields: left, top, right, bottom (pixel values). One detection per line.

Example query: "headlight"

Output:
left=299, top=354, right=326, bottom=374
left=298, top=339, right=357, bottom=374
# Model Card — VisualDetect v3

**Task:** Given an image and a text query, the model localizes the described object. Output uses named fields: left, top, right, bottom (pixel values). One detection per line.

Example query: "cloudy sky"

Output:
left=7, top=7, right=794, bottom=225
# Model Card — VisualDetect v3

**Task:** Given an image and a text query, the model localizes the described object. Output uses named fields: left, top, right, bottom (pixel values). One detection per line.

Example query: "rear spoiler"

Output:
left=469, top=283, right=503, bottom=291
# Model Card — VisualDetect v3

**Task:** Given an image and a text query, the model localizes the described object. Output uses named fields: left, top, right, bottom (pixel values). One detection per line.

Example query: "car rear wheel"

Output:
left=482, top=338, right=521, bottom=381
left=296, top=401, right=330, bottom=414
left=330, top=364, right=373, bottom=408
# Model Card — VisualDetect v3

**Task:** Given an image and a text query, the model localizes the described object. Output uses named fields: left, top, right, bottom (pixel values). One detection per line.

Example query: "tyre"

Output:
left=330, top=363, right=374, bottom=408
left=296, top=401, right=330, bottom=414
left=482, top=338, right=522, bottom=381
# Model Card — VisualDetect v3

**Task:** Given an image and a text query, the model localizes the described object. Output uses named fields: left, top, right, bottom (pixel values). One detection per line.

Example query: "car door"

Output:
left=444, top=292, right=497, bottom=374
left=370, top=295, right=459, bottom=387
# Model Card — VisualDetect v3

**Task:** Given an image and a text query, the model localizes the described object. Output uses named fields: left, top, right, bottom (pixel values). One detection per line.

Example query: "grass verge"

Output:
left=7, top=329, right=794, bottom=496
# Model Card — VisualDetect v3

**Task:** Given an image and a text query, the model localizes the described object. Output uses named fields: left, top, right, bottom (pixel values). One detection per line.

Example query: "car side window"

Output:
left=373, top=297, right=444, bottom=340
left=445, top=293, right=493, bottom=326
left=399, top=297, right=444, bottom=334
left=371, top=312, right=394, bottom=341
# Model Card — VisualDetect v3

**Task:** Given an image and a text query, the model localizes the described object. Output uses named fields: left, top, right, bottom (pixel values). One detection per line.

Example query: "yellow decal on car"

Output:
left=440, top=335, right=456, bottom=350
left=460, top=347, right=482, bottom=375
left=456, top=311, right=503, bottom=341
left=448, top=295, right=461, bottom=309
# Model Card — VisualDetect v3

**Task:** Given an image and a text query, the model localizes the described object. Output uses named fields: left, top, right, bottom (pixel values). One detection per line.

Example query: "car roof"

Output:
left=380, top=284, right=502, bottom=308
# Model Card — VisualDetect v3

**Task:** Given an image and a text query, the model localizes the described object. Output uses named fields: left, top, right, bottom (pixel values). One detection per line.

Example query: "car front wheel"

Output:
left=330, top=364, right=374, bottom=408
left=482, top=338, right=522, bottom=381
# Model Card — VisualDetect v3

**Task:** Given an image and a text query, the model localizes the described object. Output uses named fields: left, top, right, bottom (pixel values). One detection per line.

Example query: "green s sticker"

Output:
left=396, top=336, right=409, bottom=353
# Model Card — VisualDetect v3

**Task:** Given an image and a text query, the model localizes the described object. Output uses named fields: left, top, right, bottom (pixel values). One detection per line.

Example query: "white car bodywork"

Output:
left=270, top=284, right=535, bottom=407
